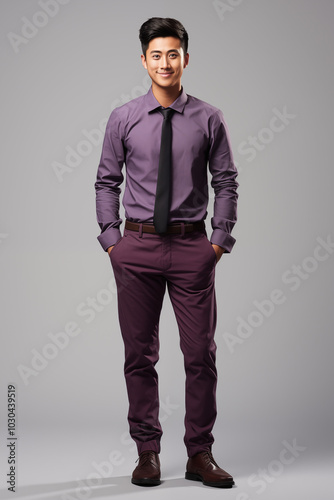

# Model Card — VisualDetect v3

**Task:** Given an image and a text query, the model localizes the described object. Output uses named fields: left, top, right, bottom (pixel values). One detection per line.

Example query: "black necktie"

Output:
left=153, top=107, right=174, bottom=233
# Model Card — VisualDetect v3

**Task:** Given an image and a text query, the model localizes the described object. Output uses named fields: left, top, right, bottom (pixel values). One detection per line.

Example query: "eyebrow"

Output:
left=149, top=49, right=180, bottom=54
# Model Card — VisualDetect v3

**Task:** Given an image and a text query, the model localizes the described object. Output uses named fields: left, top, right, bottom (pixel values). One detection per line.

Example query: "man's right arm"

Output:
left=95, top=109, right=125, bottom=252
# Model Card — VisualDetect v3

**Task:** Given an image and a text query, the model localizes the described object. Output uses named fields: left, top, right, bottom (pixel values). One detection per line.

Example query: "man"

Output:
left=95, top=17, right=238, bottom=488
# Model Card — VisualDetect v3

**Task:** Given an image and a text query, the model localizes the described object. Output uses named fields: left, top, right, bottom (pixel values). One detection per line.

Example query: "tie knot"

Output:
left=160, top=107, right=174, bottom=120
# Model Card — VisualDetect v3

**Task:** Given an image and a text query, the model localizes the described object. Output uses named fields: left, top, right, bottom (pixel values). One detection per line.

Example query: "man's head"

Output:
left=139, top=18, right=189, bottom=91
left=139, top=17, right=189, bottom=58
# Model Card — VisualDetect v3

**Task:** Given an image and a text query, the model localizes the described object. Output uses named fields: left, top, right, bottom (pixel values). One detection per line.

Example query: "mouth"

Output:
left=158, top=72, right=174, bottom=77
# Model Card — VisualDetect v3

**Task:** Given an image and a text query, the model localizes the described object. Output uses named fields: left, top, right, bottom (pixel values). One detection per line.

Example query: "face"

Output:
left=141, top=36, right=189, bottom=91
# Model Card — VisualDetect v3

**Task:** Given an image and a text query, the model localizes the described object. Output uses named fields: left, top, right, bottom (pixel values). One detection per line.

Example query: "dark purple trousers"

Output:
left=110, top=225, right=218, bottom=458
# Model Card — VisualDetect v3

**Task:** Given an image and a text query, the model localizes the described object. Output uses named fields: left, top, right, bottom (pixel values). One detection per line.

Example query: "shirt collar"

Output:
left=145, top=86, right=188, bottom=114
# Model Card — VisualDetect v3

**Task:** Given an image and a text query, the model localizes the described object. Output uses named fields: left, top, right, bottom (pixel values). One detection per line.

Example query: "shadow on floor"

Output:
left=0, top=474, right=236, bottom=499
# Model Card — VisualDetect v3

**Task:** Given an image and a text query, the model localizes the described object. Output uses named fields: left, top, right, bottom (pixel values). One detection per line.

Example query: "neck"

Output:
left=152, top=82, right=182, bottom=108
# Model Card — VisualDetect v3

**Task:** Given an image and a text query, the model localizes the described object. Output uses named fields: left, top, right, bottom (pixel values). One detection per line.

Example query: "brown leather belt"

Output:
left=125, top=220, right=205, bottom=234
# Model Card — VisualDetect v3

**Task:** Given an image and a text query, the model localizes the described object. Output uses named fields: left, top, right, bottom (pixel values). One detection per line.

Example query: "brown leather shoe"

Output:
left=185, top=450, right=234, bottom=488
left=131, top=450, right=161, bottom=486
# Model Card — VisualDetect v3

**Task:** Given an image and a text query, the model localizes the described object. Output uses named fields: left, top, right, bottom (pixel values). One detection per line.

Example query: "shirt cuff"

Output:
left=210, top=229, right=236, bottom=253
left=97, top=227, right=122, bottom=251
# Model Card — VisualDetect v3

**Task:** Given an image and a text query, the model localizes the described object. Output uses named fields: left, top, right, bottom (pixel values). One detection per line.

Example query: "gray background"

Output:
left=1, top=1, right=333, bottom=499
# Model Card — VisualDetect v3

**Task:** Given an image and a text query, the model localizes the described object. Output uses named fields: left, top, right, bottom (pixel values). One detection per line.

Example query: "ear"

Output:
left=141, top=54, right=147, bottom=69
left=183, top=52, right=189, bottom=69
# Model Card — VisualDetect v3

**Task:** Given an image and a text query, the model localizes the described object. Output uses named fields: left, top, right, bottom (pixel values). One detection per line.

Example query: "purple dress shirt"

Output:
left=95, top=86, right=238, bottom=252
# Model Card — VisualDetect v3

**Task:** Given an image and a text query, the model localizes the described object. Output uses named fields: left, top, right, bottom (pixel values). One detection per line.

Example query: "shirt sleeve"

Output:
left=208, top=109, right=238, bottom=253
left=95, top=108, right=125, bottom=251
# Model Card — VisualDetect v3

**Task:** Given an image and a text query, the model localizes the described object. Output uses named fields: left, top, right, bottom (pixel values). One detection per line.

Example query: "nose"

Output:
left=160, top=55, right=170, bottom=69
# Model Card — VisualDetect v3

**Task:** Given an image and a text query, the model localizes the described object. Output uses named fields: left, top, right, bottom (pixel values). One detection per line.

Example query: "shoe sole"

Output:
left=131, top=477, right=161, bottom=487
left=185, top=471, right=234, bottom=488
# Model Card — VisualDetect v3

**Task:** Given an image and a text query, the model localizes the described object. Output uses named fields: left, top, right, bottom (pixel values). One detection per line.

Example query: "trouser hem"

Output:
left=137, top=440, right=161, bottom=455
left=187, top=444, right=213, bottom=458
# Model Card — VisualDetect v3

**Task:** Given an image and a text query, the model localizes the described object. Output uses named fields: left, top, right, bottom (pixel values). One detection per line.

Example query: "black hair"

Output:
left=139, top=17, right=189, bottom=57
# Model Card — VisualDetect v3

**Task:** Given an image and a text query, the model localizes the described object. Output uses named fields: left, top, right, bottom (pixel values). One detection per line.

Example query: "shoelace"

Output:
left=135, top=451, right=156, bottom=466
left=203, top=451, right=220, bottom=468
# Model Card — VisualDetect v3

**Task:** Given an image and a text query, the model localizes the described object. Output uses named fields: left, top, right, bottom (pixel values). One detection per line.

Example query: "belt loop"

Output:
left=181, top=222, right=185, bottom=237
left=139, top=223, right=143, bottom=238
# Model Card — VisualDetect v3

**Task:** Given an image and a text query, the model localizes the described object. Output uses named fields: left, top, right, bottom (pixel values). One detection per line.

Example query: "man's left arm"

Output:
left=208, top=109, right=238, bottom=261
